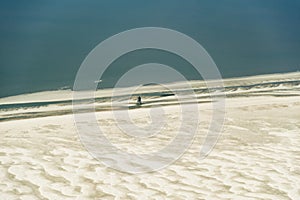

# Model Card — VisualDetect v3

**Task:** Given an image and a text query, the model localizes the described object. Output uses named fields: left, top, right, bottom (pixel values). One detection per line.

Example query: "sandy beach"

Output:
left=0, top=72, right=300, bottom=199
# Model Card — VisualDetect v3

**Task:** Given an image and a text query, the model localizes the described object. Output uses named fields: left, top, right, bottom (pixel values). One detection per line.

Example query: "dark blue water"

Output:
left=0, top=0, right=300, bottom=98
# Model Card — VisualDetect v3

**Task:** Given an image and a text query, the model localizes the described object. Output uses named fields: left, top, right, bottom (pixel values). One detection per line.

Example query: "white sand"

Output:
left=0, top=72, right=300, bottom=199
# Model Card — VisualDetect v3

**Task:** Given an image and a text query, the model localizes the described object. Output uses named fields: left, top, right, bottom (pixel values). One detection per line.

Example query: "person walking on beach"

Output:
left=137, top=95, right=142, bottom=105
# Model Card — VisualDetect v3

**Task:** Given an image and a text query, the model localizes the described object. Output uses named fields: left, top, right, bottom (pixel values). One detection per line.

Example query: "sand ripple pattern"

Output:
left=0, top=95, right=300, bottom=199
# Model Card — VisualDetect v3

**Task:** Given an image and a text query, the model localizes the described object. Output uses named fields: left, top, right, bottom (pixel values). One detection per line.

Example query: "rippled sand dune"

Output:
left=0, top=72, right=300, bottom=199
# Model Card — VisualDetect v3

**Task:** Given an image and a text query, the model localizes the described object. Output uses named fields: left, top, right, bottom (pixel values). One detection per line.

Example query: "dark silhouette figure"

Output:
left=137, top=96, right=142, bottom=105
